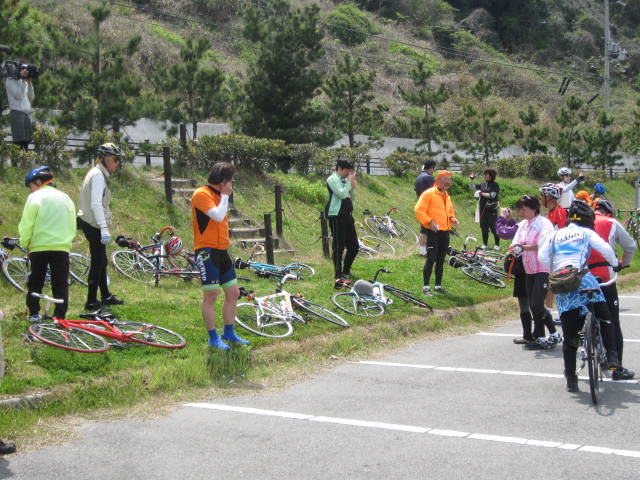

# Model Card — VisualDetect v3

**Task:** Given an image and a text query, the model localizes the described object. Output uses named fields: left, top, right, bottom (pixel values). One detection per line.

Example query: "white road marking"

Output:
left=476, top=332, right=640, bottom=343
left=184, top=402, right=640, bottom=458
left=619, top=296, right=640, bottom=299
left=356, top=360, right=640, bottom=384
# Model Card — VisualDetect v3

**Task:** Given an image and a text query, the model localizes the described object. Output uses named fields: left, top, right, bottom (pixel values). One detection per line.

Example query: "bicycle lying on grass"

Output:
left=235, top=274, right=349, bottom=338
left=354, top=222, right=396, bottom=258
left=447, top=234, right=506, bottom=288
left=234, top=243, right=315, bottom=280
left=27, top=292, right=187, bottom=352
left=1, top=237, right=90, bottom=292
left=362, top=207, right=419, bottom=244
left=111, top=226, right=199, bottom=286
left=332, top=268, right=433, bottom=317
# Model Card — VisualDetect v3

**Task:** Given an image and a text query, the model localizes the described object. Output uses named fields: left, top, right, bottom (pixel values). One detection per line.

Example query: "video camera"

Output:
left=0, top=45, right=40, bottom=80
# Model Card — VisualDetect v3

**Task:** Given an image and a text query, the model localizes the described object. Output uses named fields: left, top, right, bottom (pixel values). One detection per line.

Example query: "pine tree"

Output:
left=458, top=78, right=509, bottom=165
left=397, top=61, right=449, bottom=156
left=53, top=2, right=143, bottom=132
left=513, top=105, right=549, bottom=154
left=555, top=96, right=588, bottom=168
left=155, top=37, right=226, bottom=139
left=322, top=54, right=386, bottom=147
left=625, top=97, right=640, bottom=157
left=240, top=0, right=328, bottom=146
left=581, top=112, right=623, bottom=171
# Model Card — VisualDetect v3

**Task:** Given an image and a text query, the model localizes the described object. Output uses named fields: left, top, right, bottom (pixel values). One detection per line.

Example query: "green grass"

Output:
left=2, top=165, right=640, bottom=445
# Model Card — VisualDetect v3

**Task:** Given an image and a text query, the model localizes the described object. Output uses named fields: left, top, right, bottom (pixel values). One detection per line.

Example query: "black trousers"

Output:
left=479, top=211, right=499, bottom=246
left=423, top=230, right=450, bottom=286
left=78, top=218, right=111, bottom=303
left=328, top=214, right=359, bottom=277
left=601, top=282, right=623, bottom=362
left=27, top=251, right=69, bottom=318
left=525, top=272, right=556, bottom=338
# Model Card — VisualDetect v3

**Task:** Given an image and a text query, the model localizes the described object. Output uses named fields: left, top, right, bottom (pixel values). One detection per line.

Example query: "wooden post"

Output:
left=320, top=212, right=330, bottom=259
left=264, top=213, right=275, bottom=264
left=112, top=117, right=120, bottom=133
left=274, top=185, right=283, bottom=238
left=179, top=123, right=187, bottom=151
left=163, top=146, right=173, bottom=204
left=366, top=158, right=371, bottom=175
left=145, top=138, right=151, bottom=167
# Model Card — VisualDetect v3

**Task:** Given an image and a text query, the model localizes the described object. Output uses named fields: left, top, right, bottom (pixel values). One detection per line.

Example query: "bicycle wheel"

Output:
left=461, top=265, right=506, bottom=288
left=622, top=218, right=640, bottom=248
left=166, top=253, right=200, bottom=280
left=361, top=236, right=396, bottom=255
left=357, top=246, right=374, bottom=259
left=584, top=312, right=601, bottom=405
left=2, top=256, right=29, bottom=292
left=28, top=323, right=109, bottom=353
left=115, top=321, right=186, bottom=348
left=111, top=250, right=156, bottom=283
left=284, top=263, right=315, bottom=280
left=235, top=302, right=293, bottom=338
left=364, top=216, right=391, bottom=238
left=69, top=252, right=91, bottom=286
left=292, top=296, right=350, bottom=327
left=383, top=285, right=433, bottom=310
left=390, top=220, right=419, bottom=244
left=332, top=291, right=385, bottom=317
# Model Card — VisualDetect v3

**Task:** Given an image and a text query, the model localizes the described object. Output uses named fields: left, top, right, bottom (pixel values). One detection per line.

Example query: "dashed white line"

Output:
left=476, top=332, right=640, bottom=343
left=184, top=402, right=640, bottom=458
left=355, top=360, right=639, bottom=384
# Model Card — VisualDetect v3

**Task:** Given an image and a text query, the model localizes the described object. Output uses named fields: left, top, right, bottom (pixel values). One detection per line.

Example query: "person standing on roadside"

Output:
left=470, top=167, right=501, bottom=250
left=0, top=310, right=17, bottom=455
left=589, top=198, right=636, bottom=381
left=508, top=194, right=561, bottom=350
left=496, top=207, right=532, bottom=345
left=5, top=63, right=34, bottom=150
left=415, top=170, right=459, bottom=296
left=77, top=143, right=125, bottom=311
left=414, top=159, right=436, bottom=257
left=192, top=162, right=249, bottom=350
left=19, top=166, right=76, bottom=321
left=325, top=159, right=358, bottom=288
left=557, top=167, right=584, bottom=210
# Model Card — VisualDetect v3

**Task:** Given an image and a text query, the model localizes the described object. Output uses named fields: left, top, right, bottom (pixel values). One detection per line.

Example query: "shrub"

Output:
left=32, top=126, right=73, bottom=173
left=289, top=143, right=332, bottom=176
left=620, top=172, right=640, bottom=187
left=196, top=134, right=288, bottom=173
left=527, top=153, right=562, bottom=180
left=326, top=4, right=380, bottom=46
left=384, top=150, right=420, bottom=177
left=493, top=157, right=529, bottom=178
left=448, top=173, right=468, bottom=196
left=582, top=170, right=609, bottom=187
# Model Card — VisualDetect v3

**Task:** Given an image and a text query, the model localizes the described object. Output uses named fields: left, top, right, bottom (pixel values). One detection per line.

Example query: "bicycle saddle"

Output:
left=1, top=237, right=18, bottom=249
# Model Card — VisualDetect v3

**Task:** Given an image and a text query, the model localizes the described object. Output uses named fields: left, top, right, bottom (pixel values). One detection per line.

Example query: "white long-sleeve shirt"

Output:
left=5, top=77, right=34, bottom=113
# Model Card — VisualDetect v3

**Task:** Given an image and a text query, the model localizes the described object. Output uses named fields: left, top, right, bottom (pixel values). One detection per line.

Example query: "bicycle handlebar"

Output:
left=30, top=292, right=64, bottom=303
left=372, top=268, right=390, bottom=281
left=386, top=207, right=399, bottom=214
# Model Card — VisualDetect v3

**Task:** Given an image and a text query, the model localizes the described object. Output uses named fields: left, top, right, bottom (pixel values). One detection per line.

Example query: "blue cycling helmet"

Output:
left=24, top=165, right=53, bottom=187
left=594, top=182, right=606, bottom=195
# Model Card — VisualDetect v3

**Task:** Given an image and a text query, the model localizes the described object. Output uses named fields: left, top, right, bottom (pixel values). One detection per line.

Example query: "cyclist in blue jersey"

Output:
left=538, top=200, right=622, bottom=393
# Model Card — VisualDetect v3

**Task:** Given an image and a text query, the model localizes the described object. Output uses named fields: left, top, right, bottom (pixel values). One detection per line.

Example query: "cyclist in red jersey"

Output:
left=540, top=183, right=566, bottom=324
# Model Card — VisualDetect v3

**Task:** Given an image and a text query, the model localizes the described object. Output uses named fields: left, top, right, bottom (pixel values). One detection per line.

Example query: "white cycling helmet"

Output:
left=557, top=167, right=571, bottom=177
left=539, top=183, right=563, bottom=200
left=166, top=236, right=183, bottom=256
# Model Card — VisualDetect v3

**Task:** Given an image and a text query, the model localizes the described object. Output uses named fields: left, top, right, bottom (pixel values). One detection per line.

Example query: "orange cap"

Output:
left=435, top=170, right=452, bottom=180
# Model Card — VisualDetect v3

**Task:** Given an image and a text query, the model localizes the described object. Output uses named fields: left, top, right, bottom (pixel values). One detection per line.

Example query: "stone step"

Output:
left=172, top=188, right=195, bottom=195
left=234, top=237, right=281, bottom=248
left=153, top=178, right=197, bottom=187
left=229, top=226, right=263, bottom=238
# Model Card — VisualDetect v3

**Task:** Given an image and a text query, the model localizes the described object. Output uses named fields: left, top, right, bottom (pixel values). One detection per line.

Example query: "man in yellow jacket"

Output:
left=415, top=170, right=459, bottom=295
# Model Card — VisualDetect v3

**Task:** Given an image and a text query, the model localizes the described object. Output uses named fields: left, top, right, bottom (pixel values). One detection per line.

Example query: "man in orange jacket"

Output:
left=415, top=170, right=459, bottom=295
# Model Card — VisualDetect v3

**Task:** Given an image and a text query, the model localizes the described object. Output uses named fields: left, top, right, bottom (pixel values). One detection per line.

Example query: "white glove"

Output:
left=100, top=227, right=111, bottom=245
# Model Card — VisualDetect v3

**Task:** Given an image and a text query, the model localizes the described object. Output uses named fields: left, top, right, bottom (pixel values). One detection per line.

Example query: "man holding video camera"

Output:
left=5, top=60, right=36, bottom=150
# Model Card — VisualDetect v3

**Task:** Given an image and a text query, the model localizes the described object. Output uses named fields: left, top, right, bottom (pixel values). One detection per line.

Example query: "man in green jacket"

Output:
left=325, top=160, right=358, bottom=288
left=19, top=166, right=76, bottom=321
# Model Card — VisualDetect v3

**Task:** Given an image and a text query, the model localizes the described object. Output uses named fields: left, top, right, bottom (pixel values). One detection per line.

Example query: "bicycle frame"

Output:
left=245, top=274, right=306, bottom=324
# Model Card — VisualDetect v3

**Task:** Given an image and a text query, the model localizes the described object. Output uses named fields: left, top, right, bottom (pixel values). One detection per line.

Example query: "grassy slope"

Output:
left=1, top=166, right=639, bottom=443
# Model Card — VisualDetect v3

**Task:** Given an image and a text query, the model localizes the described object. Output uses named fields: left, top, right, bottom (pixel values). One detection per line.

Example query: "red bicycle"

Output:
left=27, top=293, right=186, bottom=353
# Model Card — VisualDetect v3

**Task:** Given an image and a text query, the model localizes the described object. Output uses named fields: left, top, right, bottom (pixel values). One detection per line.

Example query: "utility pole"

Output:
left=604, top=0, right=611, bottom=117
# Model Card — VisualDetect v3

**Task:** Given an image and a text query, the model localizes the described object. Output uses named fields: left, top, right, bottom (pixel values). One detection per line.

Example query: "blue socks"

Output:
left=221, top=324, right=250, bottom=345
left=208, top=329, right=230, bottom=350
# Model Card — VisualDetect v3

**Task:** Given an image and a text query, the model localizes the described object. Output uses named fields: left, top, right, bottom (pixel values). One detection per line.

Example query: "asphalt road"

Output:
left=3, top=293, right=640, bottom=479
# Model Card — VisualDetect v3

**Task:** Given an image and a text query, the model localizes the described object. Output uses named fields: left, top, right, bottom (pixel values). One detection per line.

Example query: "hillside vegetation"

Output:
left=1, top=0, right=639, bottom=169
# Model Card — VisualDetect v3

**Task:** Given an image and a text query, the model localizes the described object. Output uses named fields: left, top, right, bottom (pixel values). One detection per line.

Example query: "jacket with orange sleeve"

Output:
left=414, top=185, right=457, bottom=232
